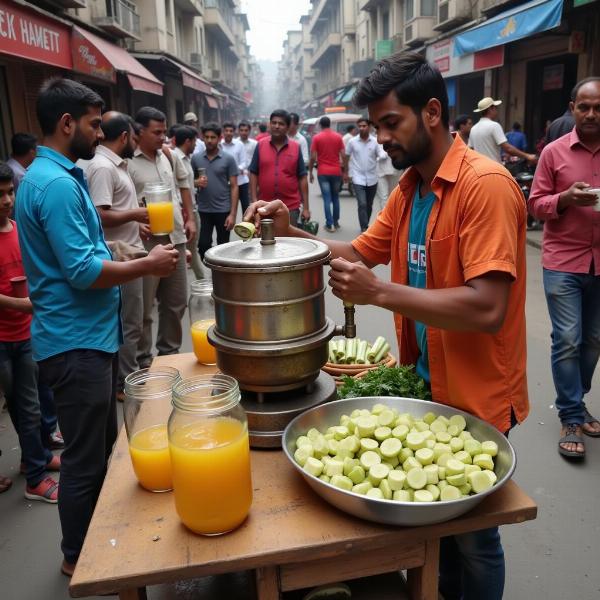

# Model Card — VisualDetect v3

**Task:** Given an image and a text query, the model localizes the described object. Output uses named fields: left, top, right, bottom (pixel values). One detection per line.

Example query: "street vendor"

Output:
left=245, top=51, right=529, bottom=600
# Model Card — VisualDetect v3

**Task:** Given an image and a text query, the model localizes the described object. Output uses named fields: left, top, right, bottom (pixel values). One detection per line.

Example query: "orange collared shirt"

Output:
left=352, top=135, right=529, bottom=432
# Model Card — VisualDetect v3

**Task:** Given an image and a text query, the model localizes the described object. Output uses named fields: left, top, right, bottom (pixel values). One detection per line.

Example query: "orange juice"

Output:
left=147, top=201, right=174, bottom=234
left=169, top=417, right=252, bottom=535
left=191, top=319, right=217, bottom=364
left=128, top=424, right=172, bottom=492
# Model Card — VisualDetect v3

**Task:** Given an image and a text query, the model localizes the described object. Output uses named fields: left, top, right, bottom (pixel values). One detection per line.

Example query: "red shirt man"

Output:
left=309, top=117, right=346, bottom=179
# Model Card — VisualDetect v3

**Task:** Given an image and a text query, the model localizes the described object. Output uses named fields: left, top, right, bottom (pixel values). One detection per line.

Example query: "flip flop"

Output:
left=0, top=475, right=12, bottom=493
left=582, top=409, right=600, bottom=438
left=558, top=424, right=585, bottom=458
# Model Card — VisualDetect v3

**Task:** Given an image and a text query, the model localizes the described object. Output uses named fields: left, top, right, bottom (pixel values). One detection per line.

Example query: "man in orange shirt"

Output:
left=247, top=51, right=528, bottom=600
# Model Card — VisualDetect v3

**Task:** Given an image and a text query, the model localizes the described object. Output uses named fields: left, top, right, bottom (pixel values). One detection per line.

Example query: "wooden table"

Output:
left=70, top=353, right=537, bottom=600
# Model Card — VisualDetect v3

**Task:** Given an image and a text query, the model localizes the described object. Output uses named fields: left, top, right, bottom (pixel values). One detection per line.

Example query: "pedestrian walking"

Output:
left=249, top=109, right=309, bottom=227
left=220, top=122, right=248, bottom=216
left=0, top=161, right=60, bottom=503
left=342, top=124, right=357, bottom=148
left=345, top=118, right=384, bottom=231
left=248, top=51, right=528, bottom=600
left=309, top=116, right=345, bottom=232
left=184, top=112, right=206, bottom=156
left=288, top=112, right=309, bottom=164
left=469, top=97, right=537, bottom=164
left=255, top=123, right=269, bottom=141
left=173, top=125, right=204, bottom=280
left=82, top=111, right=150, bottom=403
left=506, top=122, right=528, bottom=151
left=528, top=76, right=600, bottom=459
left=375, top=144, right=401, bottom=210
left=191, top=122, right=239, bottom=258
left=6, top=133, right=37, bottom=192
left=453, top=114, right=472, bottom=145
left=546, top=107, right=575, bottom=144
left=14, top=78, right=178, bottom=576
left=238, top=120, right=257, bottom=213
left=128, top=107, right=196, bottom=369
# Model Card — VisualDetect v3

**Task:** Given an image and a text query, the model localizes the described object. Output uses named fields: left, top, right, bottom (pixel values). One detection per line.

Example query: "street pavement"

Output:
left=1, top=180, right=599, bottom=599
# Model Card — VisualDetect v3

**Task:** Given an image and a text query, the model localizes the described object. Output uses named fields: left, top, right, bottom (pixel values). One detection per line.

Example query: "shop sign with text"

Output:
left=0, top=0, right=71, bottom=69
left=427, top=38, right=504, bottom=79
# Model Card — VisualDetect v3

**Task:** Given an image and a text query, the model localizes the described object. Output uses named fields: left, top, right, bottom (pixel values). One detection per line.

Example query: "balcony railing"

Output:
left=94, top=0, right=141, bottom=39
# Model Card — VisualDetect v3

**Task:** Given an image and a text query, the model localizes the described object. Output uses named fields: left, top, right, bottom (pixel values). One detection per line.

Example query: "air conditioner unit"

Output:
left=404, top=17, right=435, bottom=46
left=435, top=0, right=472, bottom=32
left=211, top=68, right=221, bottom=80
left=189, top=53, right=204, bottom=71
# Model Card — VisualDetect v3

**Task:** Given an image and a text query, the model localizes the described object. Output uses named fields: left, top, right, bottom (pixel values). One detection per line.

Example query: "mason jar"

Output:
left=189, top=280, right=217, bottom=365
left=168, top=374, right=252, bottom=535
left=124, top=366, right=180, bottom=492
left=144, top=181, right=174, bottom=235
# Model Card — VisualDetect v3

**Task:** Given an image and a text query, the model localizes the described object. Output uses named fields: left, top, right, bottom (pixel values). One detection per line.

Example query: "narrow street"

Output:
left=1, top=181, right=599, bottom=599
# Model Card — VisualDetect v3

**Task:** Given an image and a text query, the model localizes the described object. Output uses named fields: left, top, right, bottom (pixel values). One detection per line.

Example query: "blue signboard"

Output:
left=454, top=0, right=563, bottom=57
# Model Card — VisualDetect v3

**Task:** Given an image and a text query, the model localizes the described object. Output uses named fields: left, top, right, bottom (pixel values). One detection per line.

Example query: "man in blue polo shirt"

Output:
left=15, top=78, right=179, bottom=576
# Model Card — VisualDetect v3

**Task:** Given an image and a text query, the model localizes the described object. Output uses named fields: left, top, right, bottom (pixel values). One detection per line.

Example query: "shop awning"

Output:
left=454, top=0, right=563, bottom=57
left=206, top=95, right=219, bottom=109
left=133, top=53, right=211, bottom=95
left=72, top=27, right=163, bottom=95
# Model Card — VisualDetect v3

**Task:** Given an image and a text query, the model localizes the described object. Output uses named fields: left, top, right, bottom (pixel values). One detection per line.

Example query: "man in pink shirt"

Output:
left=309, top=117, right=346, bottom=232
left=529, top=77, right=600, bottom=458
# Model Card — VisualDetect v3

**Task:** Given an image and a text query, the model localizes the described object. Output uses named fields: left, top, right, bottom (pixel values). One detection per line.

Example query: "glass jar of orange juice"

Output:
left=189, top=280, right=217, bottom=365
left=124, top=367, right=180, bottom=492
left=144, top=182, right=174, bottom=235
left=169, top=375, right=252, bottom=535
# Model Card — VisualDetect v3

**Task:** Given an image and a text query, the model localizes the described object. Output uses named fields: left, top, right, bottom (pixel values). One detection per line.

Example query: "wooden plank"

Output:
left=406, top=539, right=440, bottom=600
left=70, top=353, right=538, bottom=598
left=256, top=566, right=280, bottom=600
left=279, top=541, right=425, bottom=591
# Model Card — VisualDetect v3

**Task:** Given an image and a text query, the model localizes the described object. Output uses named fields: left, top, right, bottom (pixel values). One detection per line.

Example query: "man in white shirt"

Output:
left=289, top=112, right=309, bottom=164
left=344, top=118, right=385, bottom=232
left=6, top=133, right=37, bottom=192
left=469, top=97, right=537, bottom=164
left=220, top=122, right=247, bottom=216
left=173, top=125, right=204, bottom=281
left=237, top=121, right=257, bottom=213
left=81, top=111, right=149, bottom=398
left=375, top=144, right=401, bottom=210
left=342, top=124, right=357, bottom=149
left=184, top=112, right=206, bottom=156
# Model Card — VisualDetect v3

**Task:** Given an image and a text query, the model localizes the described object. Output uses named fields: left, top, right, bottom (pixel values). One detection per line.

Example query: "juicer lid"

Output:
left=204, top=237, right=330, bottom=270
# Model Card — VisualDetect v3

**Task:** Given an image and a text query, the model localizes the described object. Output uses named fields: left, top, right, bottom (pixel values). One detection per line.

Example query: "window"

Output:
left=383, top=11, right=390, bottom=39
left=404, top=0, right=414, bottom=22
left=421, top=0, right=436, bottom=17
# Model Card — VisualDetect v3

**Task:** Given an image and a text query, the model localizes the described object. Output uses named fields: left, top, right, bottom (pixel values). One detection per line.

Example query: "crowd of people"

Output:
left=0, top=53, right=599, bottom=600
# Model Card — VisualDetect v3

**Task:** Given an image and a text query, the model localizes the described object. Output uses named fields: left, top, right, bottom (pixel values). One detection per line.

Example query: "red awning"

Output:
left=72, top=26, right=163, bottom=96
left=167, top=59, right=211, bottom=94
left=206, top=95, right=219, bottom=109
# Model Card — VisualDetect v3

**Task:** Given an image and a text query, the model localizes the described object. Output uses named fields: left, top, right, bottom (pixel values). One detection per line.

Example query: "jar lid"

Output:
left=204, top=237, right=330, bottom=271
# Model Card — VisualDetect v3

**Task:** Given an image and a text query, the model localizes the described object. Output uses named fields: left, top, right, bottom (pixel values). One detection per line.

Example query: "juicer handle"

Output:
left=260, top=219, right=276, bottom=245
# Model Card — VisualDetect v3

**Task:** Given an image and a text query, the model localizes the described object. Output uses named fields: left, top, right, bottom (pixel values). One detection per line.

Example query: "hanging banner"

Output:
left=427, top=38, right=504, bottom=79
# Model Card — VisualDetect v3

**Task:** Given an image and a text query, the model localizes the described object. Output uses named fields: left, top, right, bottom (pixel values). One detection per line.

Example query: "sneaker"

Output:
left=61, top=559, right=76, bottom=578
left=25, top=476, right=59, bottom=503
left=20, top=454, right=61, bottom=474
left=325, top=225, right=336, bottom=233
left=334, top=222, right=341, bottom=230
left=47, top=431, right=65, bottom=450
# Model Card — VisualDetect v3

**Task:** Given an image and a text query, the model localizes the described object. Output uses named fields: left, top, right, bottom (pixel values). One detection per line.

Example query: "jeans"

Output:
left=317, top=175, right=341, bottom=228
left=198, top=211, right=231, bottom=259
left=543, top=268, right=600, bottom=425
left=39, top=349, right=118, bottom=564
left=38, top=382, right=58, bottom=443
left=238, top=183, right=250, bottom=215
left=354, top=183, right=378, bottom=231
left=0, top=340, right=53, bottom=487
left=439, top=527, right=505, bottom=600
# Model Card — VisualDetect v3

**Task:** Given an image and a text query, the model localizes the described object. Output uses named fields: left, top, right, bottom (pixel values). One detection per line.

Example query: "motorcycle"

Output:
left=503, top=158, right=541, bottom=230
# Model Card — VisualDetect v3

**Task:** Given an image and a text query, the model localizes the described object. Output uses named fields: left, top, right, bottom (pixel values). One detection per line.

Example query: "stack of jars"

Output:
left=124, top=369, right=252, bottom=535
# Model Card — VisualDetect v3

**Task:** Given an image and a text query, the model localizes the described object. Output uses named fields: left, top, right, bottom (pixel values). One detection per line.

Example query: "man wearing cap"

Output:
left=469, top=97, right=537, bottom=165
left=184, top=112, right=206, bottom=156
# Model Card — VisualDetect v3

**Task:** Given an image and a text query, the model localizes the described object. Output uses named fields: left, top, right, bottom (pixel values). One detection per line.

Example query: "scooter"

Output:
left=504, top=159, right=541, bottom=230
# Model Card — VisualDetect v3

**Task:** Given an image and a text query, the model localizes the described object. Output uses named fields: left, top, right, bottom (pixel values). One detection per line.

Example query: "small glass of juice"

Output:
left=124, top=367, right=181, bottom=492
left=169, top=375, right=252, bottom=535
left=189, top=280, right=217, bottom=365
left=144, top=182, right=174, bottom=235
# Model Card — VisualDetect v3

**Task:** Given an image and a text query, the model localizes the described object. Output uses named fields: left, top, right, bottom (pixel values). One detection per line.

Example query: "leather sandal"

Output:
left=582, top=409, right=600, bottom=437
left=558, top=423, right=585, bottom=458
left=0, top=475, right=12, bottom=493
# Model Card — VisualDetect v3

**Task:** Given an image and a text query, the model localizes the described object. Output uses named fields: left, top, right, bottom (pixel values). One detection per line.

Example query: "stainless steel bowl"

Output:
left=282, top=396, right=516, bottom=526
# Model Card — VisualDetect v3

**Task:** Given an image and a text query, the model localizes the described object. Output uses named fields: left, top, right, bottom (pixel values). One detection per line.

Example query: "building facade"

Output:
left=279, top=0, right=600, bottom=145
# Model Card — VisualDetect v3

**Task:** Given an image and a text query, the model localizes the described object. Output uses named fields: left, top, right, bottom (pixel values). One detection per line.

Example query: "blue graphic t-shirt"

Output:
left=407, top=187, right=436, bottom=383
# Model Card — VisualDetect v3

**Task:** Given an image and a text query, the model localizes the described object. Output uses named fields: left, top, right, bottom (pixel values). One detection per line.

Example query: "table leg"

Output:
left=118, top=587, right=147, bottom=600
left=406, top=538, right=440, bottom=600
left=256, top=566, right=280, bottom=600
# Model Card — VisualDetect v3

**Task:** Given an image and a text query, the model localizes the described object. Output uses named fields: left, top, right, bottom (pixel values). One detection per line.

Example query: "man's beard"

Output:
left=70, top=126, right=98, bottom=161
left=386, top=116, right=432, bottom=170
left=122, top=139, right=135, bottom=160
